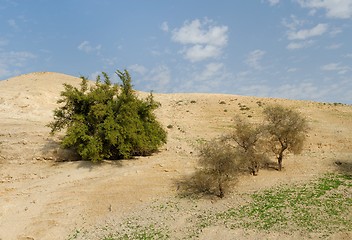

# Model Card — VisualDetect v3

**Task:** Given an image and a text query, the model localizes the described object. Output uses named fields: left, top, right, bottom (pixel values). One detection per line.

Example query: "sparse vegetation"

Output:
left=224, top=116, right=266, bottom=175
left=220, top=173, right=352, bottom=235
left=183, top=104, right=309, bottom=197
left=256, top=100, right=264, bottom=107
left=48, top=70, right=167, bottom=162
left=102, top=221, right=169, bottom=240
left=67, top=173, right=352, bottom=239
left=263, top=105, right=309, bottom=170
left=238, top=103, right=250, bottom=111
left=181, top=140, right=239, bottom=198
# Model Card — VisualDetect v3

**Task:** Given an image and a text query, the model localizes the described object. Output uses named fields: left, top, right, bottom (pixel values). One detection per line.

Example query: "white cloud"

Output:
left=172, top=19, right=228, bottom=46
left=182, top=44, right=222, bottom=62
left=89, top=71, right=101, bottom=81
left=283, top=18, right=326, bottom=50
left=287, top=23, right=328, bottom=40
left=102, top=57, right=117, bottom=66
left=282, top=15, right=305, bottom=31
left=0, top=51, right=36, bottom=78
left=287, top=67, right=298, bottom=72
left=297, top=0, right=352, bottom=19
left=245, top=49, right=266, bottom=70
left=326, top=43, right=342, bottom=49
left=267, top=0, right=280, bottom=6
left=146, top=65, right=171, bottom=91
left=8, top=19, right=19, bottom=30
left=77, top=41, right=102, bottom=54
left=129, top=64, right=171, bottom=92
left=276, top=82, right=324, bottom=100
left=286, top=40, right=314, bottom=49
left=329, top=27, right=343, bottom=36
left=129, top=64, right=148, bottom=75
left=0, top=38, right=8, bottom=47
left=161, top=21, right=169, bottom=32
left=321, top=62, right=351, bottom=74
left=197, top=62, right=224, bottom=81
left=171, top=19, right=228, bottom=62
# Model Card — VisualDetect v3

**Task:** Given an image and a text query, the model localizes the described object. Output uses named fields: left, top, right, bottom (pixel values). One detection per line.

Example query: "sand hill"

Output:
left=0, top=72, right=351, bottom=239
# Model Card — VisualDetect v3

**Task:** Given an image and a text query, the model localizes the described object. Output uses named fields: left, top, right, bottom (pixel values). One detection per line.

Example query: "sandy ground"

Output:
left=0, top=72, right=351, bottom=239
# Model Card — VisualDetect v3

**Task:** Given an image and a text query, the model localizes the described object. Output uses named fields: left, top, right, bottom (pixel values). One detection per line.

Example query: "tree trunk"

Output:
left=278, top=155, right=283, bottom=171
left=218, top=181, right=224, bottom=198
left=277, top=144, right=287, bottom=171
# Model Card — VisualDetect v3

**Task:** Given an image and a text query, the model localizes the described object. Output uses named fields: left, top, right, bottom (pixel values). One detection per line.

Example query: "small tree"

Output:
left=48, top=70, right=167, bottom=162
left=263, top=105, right=308, bottom=171
left=190, top=140, right=238, bottom=198
left=225, top=116, right=265, bottom=175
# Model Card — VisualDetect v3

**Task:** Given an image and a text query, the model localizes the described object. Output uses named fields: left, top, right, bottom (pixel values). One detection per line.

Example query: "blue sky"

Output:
left=0, top=0, right=351, bottom=103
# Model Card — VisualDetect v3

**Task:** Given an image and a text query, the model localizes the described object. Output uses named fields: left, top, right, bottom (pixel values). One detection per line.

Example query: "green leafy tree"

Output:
left=48, top=70, right=167, bottom=162
left=263, top=105, right=308, bottom=171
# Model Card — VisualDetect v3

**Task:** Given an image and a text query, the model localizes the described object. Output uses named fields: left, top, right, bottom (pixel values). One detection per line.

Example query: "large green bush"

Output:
left=48, top=70, right=167, bottom=162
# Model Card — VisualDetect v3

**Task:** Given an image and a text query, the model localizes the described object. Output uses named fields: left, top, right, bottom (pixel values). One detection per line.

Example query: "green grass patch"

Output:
left=219, top=173, right=352, bottom=235
left=102, top=222, right=169, bottom=240
left=67, top=173, right=351, bottom=239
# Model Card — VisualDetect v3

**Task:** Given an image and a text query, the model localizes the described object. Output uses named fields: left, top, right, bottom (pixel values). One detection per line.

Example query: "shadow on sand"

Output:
left=333, top=158, right=352, bottom=175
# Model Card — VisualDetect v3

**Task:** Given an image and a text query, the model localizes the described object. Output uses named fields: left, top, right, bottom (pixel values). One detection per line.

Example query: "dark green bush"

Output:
left=48, top=70, right=167, bottom=162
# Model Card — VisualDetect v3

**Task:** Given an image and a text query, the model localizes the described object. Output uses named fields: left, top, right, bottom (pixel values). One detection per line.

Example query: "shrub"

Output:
left=224, top=116, right=266, bottom=175
left=48, top=70, right=167, bottom=162
left=263, top=105, right=308, bottom=171
left=190, top=140, right=239, bottom=198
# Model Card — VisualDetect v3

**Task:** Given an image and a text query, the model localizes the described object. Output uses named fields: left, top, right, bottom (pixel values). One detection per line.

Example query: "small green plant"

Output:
left=48, top=70, right=167, bottom=162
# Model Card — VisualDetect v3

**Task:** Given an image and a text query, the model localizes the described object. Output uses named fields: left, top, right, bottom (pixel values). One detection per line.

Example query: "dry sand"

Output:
left=0, top=72, right=351, bottom=239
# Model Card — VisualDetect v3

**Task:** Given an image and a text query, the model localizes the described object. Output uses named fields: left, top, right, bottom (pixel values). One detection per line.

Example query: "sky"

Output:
left=0, top=0, right=351, bottom=104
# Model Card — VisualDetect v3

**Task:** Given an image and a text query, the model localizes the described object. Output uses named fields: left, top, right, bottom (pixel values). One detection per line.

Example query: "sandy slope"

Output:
left=0, top=72, right=351, bottom=239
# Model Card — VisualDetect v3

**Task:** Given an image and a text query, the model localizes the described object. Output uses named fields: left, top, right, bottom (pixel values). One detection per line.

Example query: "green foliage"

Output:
left=263, top=105, right=309, bottom=170
left=48, top=69, right=167, bottom=162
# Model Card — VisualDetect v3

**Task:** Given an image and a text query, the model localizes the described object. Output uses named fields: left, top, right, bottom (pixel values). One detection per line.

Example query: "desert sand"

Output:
left=0, top=72, right=351, bottom=239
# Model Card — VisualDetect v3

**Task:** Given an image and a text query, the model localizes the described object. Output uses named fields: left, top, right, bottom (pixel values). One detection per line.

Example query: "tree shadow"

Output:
left=261, top=158, right=279, bottom=171
left=173, top=171, right=239, bottom=200
left=41, top=138, right=80, bottom=162
left=41, top=138, right=124, bottom=169
left=333, top=158, right=352, bottom=175
left=74, top=159, right=123, bottom=170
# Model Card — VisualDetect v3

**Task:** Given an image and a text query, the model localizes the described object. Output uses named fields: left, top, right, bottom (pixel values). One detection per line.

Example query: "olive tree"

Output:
left=263, top=105, right=308, bottom=171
